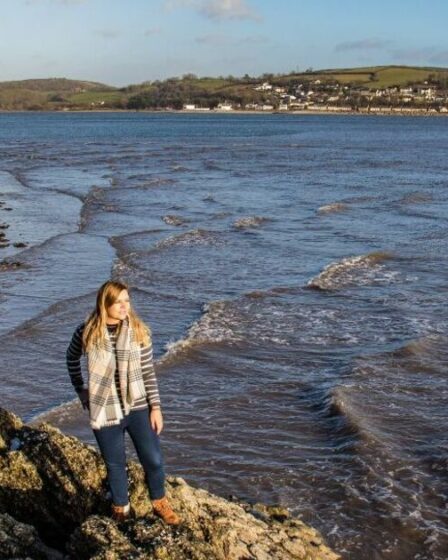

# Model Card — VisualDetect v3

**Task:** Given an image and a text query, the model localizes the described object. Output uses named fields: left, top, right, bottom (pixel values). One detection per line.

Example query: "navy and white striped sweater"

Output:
left=66, top=322, right=161, bottom=411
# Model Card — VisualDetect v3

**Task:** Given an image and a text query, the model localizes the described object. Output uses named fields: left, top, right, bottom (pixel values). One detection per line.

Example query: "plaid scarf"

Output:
left=87, top=316, right=147, bottom=429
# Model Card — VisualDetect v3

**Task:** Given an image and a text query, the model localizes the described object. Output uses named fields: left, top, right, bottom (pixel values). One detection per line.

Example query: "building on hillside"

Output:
left=254, top=82, right=273, bottom=91
left=289, top=102, right=308, bottom=109
left=216, top=102, right=233, bottom=111
left=414, top=85, right=435, bottom=99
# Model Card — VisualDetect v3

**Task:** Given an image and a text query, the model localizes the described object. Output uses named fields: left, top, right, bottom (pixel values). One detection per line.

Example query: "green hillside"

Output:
left=315, top=65, right=447, bottom=88
left=0, top=78, right=116, bottom=110
left=0, top=78, right=113, bottom=92
left=0, top=66, right=447, bottom=110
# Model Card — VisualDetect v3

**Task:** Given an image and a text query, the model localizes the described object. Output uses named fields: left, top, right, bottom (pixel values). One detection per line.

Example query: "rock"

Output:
left=233, top=216, right=270, bottom=229
left=0, top=512, right=64, bottom=560
left=0, top=407, right=341, bottom=559
left=162, top=214, right=187, bottom=226
left=0, top=407, right=23, bottom=449
left=66, top=515, right=140, bottom=559
left=0, top=259, right=27, bottom=271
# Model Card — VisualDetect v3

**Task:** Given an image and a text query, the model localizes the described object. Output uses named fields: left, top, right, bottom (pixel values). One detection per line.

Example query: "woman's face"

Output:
left=107, top=289, right=130, bottom=322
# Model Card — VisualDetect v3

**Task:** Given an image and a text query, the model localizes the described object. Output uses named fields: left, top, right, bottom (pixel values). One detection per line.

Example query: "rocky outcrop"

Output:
left=0, top=407, right=341, bottom=559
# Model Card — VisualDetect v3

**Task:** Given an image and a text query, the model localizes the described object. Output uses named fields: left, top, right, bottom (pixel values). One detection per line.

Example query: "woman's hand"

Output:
left=78, top=388, right=89, bottom=411
left=150, top=407, right=163, bottom=435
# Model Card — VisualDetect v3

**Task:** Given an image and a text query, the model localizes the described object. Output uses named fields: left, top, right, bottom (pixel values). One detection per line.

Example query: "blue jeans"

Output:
left=92, top=406, right=165, bottom=505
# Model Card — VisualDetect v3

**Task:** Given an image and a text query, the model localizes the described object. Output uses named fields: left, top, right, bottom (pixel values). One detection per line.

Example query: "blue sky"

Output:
left=2, top=0, right=448, bottom=86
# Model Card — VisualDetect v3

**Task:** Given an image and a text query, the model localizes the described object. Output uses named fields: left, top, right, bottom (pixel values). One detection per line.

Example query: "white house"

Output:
left=415, top=86, right=435, bottom=99
left=183, top=104, right=196, bottom=110
left=254, top=82, right=273, bottom=91
left=216, top=102, right=233, bottom=111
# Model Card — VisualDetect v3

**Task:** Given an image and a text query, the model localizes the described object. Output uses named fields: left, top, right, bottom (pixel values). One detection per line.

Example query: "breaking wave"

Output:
left=317, top=202, right=349, bottom=214
left=154, top=228, right=226, bottom=250
left=160, top=300, right=244, bottom=363
left=307, top=251, right=395, bottom=290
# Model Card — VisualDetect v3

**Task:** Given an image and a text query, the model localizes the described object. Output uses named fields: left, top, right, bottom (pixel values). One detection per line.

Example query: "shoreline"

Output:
left=0, top=107, right=447, bottom=117
left=0, top=406, right=340, bottom=559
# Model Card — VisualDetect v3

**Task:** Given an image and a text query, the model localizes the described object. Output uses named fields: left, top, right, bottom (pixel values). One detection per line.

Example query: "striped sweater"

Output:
left=66, top=322, right=161, bottom=411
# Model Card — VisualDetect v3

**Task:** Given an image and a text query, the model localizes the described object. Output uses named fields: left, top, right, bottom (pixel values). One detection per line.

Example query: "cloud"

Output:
left=388, top=46, right=448, bottom=65
left=95, top=29, right=120, bottom=39
left=195, top=33, right=266, bottom=45
left=165, top=0, right=262, bottom=22
left=201, top=0, right=261, bottom=21
left=334, top=38, right=393, bottom=52
left=25, top=0, right=88, bottom=4
left=195, top=33, right=229, bottom=45
left=144, top=27, right=162, bottom=36
left=334, top=39, right=448, bottom=66
left=238, top=34, right=266, bottom=45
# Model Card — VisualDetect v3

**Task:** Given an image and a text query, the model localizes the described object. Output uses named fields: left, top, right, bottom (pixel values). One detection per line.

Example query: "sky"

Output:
left=2, top=0, right=448, bottom=86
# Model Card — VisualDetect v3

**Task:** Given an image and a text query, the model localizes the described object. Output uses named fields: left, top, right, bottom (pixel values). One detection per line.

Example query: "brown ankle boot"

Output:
left=151, top=496, right=181, bottom=525
left=111, top=503, right=131, bottom=523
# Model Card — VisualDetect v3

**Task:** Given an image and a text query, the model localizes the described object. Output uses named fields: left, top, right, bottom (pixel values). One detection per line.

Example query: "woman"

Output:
left=66, top=279, right=181, bottom=525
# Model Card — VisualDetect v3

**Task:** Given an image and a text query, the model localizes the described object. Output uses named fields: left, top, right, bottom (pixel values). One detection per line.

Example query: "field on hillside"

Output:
left=314, top=66, right=444, bottom=88
left=1, top=66, right=447, bottom=109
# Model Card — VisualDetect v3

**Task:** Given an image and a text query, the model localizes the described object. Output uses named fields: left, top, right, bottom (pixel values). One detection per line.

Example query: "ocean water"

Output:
left=0, top=112, right=447, bottom=559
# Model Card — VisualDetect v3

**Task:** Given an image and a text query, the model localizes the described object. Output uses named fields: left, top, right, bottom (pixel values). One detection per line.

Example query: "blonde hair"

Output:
left=81, top=280, right=151, bottom=353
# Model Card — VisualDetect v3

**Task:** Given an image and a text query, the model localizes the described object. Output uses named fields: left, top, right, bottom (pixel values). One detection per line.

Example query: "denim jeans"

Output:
left=92, top=406, right=165, bottom=505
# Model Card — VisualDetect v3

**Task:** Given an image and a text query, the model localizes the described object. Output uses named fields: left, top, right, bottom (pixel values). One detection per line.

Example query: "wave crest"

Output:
left=160, top=300, right=244, bottom=363
left=307, top=251, right=394, bottom=290
left=155, top=228, right=226, bottom=250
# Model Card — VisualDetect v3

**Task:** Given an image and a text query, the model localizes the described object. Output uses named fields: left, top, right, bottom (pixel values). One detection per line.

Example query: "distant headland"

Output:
left=1, top=65, right=448, bottom=115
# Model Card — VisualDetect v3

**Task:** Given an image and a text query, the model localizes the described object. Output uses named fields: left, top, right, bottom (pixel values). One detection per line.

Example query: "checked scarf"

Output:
left=87, top=316, right=146, bottom=429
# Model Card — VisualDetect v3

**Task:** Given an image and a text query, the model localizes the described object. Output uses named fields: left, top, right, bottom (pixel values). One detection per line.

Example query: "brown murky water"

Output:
left=0, top=113, right=447, bottom=559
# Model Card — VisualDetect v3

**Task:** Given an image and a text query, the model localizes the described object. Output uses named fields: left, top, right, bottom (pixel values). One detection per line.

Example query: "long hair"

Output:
left=81, top=280, right=151, bottom=353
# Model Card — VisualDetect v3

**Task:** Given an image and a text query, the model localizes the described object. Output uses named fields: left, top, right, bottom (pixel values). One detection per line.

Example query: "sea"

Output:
left=0, top=112, right=447, bottom=560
